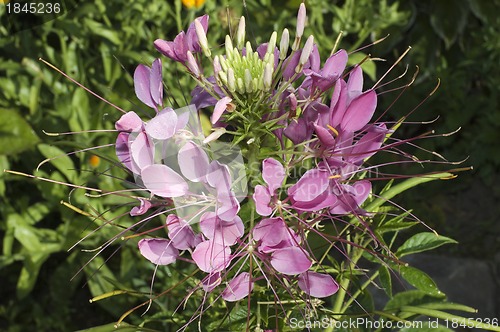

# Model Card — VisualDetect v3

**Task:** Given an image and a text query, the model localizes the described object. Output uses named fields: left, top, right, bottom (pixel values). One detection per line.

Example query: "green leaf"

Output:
left=347, top=52, right=377, bottom=81
left=17, top=253, right=49, bottom=299
left=364, top=173, right=453, bottom=214
left=384, top=290, right=444, bottom=312
left=377, top=211, right=419, bottom=234
left=397, top=265, right=443, bottom=296
left=396, top=232, right=457, bottom=257
left=37, top=143, right=77, bottom=182
left=379, top=265, right=392, bottom=298
left=75, top=322, right=160, bottom=332
left=429, top=0, right=469, bottom=48
left=0, top=109, right=39, bottom=155
left=83, top=19, right=122, bottom=45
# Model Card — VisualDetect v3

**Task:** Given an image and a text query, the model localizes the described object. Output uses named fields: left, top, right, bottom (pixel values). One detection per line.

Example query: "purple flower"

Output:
left=252, top=217, right=311, bottom=275
left=166, top=214, right=200, bottom=251
left=154, top=15, right=209, bottom=63
left=252, top=158, right=285, bottom=216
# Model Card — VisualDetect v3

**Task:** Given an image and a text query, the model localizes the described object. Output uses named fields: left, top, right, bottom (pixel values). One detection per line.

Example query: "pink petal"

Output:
left=134, top=64, right=154, bottom=108
left=216, top=191, right=240, bottom=222
left=350, top=124, right=387, bottom=164
left=347, top=66, right=363, bottom=95
left=330, top=180, right=371, bottom=215
left=116, top=132, right=133, bottom=172
left=141, top=164, right=189, bottom=198
left=130, top=132, right=154, bottom=171
left=115, top=111, right=142, bottom=132
left=253, top=185, right=272, bottom=216
left=340, top=89, right=377, bottom=133
left=252, top=217, right=288, bottom=248
left=202, top=271, right=221, bottom=292
left=298, top=271, right=339, bottom=298
left=270, top=247, right=312, bottom=275
left=178, top=141, right=209, bottom=182
left=199, top=212, right=244, bottom=246
left=154, top=39, right=178, bottom=61
left=287, top=168, right=330, bottom=202
left=138, top=238, right=178, bottom=265
left=313, top=124, right=336, bottom=147
left=323, top=49, right=348, bottom=79
left=330, top=80, right=348, bottom=128
left=145, top=108, right=178, bottom=140
left=166, top=214, right=197, bottom=250
left=211, top=96, right=232, bottom=124
left=130, top=198, right=152, bottom=216
left=206, top=161, right=232, bottom=194
left=192, top=240, right=232, bottom=273
left=262, top=158, right=285, bottom=193
left=221, top=272, right=253, bottom=302
left=150, top=59, right=163, bottom=108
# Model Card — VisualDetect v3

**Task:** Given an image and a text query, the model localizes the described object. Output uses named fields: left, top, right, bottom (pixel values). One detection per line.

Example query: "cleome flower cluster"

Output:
left=115, top=3, right=391, bottom=310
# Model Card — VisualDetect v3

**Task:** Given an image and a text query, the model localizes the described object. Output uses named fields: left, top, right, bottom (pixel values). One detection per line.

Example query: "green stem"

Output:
left=341, top=270, right=379, bottom=313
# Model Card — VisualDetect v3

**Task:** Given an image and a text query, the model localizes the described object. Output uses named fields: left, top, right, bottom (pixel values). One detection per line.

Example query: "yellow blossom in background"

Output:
left=181, top=0, right=205, bottom=9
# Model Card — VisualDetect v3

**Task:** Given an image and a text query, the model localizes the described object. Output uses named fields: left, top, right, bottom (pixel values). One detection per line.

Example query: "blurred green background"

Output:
left=1, top=0, right=499, bottom=330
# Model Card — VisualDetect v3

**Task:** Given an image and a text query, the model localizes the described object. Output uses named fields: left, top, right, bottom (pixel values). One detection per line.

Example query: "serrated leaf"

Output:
left=0, top=109, right=39, bottom=155
left=397, top=265, right=442, bottom=296
left=396, top=233, right=457, bottom=257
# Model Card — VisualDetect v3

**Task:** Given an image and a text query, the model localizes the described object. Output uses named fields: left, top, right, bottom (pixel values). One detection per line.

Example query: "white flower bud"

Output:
left=279, top=28, right=289, bottom=60
left=227, top=68, right=236, bottom=92
left=225, top=35, right=234, bottom=59
left=267, top=31, right=277, bottom=55
left=236, top=16, right=246, bottom=49
left=296, top=3, right=306, bottom=39
left=244, top=69, right=253, bottom=93
left=263, top=63, right=273, bottom=90
left=195, top=19, right=211, bottom=57
left=297, top=35, right=314, bottom=72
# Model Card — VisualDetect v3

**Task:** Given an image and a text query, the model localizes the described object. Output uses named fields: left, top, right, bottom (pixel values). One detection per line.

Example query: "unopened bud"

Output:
left=213, top=55, right=222, bottom=75
left=296, top=35, right=314, bottom=73
left=279, top=28, right=289, bottom=60
left=236, top=16, right=246, bottom=49
left=203, top=127, right=227, bottom=144
left=296, top=3, right=306, bottom=39
left=195, top=19, right=211, bottom=57
left=186, top=51, right=200, bottom=77
left=227, top=68, right=236, bottom=92
left=267, top=31, right=277, bottom=55
left=244, top=69, right=253, bottom=93
left=225, top=35, right=234, bottom=59
left=263, top=63, right=273, bottom=90
left=245, top=41, right=253, bottom=55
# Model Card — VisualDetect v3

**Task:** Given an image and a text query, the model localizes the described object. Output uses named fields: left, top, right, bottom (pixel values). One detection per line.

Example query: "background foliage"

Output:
left=0, top=0, right=499, bottom=330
